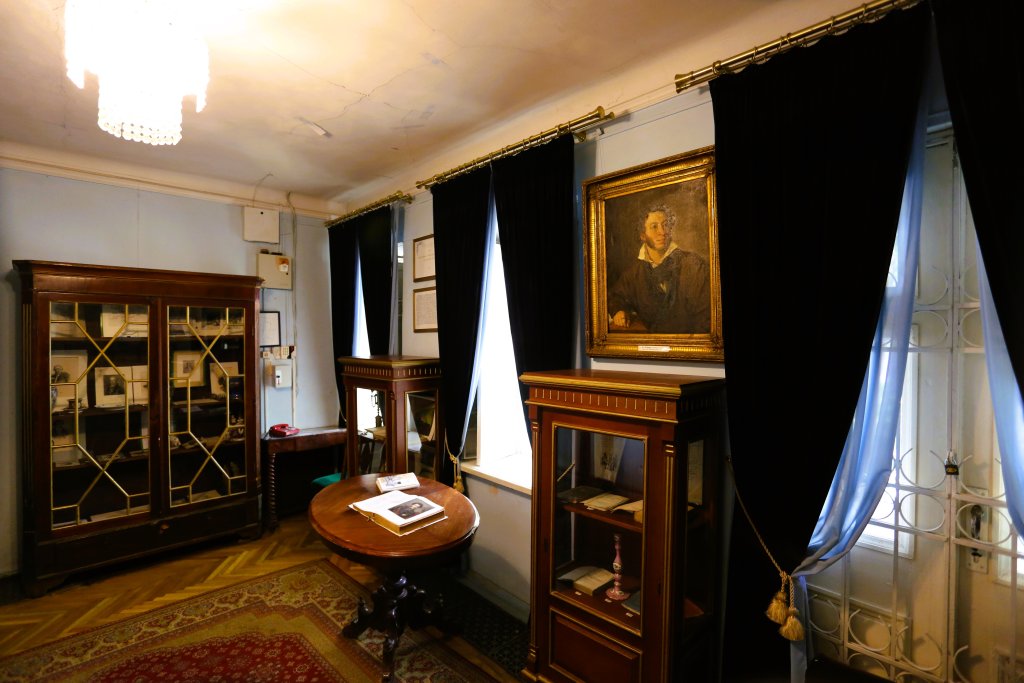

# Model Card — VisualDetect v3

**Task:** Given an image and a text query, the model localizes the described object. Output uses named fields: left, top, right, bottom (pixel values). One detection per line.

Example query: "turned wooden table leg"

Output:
left=341, top=571, right=453, bottom=682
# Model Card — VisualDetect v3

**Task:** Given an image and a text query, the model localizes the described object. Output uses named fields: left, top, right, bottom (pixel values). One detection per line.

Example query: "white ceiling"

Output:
left=0, top=0, right=855, bottom=215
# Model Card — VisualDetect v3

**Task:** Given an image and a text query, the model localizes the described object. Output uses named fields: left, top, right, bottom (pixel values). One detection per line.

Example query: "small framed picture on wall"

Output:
left=259, top=311, right=281, bottom=348
left=413, top=234, right=435, bottom=282
left=412, top=287, right=438, bottom=333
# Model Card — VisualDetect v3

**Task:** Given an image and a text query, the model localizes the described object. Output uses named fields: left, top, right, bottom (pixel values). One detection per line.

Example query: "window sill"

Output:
left=461, top=460, right=532, bottom=496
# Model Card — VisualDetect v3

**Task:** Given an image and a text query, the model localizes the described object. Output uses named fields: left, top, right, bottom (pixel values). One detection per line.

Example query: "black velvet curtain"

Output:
left=492, top=135, right=576, bottom=418
left=709, top=5, right=929, bottom=676
left=932, top=0, right=1024, bottom=393
left=328, top=222, right=359, bottom=426
left=431, top=168, right=492, bottom=487
left=356, top=206, right=396, bottom=355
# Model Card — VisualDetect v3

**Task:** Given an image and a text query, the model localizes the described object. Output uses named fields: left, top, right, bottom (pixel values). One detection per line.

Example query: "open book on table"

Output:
left=349, top=490, right=446, bottom=536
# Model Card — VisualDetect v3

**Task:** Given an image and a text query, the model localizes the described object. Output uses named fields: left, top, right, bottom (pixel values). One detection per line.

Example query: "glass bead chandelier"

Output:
left=64, top=0, right=209, bottom=146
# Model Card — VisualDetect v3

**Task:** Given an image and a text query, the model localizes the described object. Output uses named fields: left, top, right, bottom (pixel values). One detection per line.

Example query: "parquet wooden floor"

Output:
left=0, top=515, right=375, bottom=658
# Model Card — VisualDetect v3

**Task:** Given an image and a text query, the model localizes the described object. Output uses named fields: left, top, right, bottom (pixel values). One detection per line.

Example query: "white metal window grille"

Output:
left=806, top=129, right=1022, bottom=682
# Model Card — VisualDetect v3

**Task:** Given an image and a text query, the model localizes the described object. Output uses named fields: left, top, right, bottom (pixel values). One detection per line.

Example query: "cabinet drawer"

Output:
left=41, top=500, right=258, bottom=574
left=550, top=611, right=641, bottom=683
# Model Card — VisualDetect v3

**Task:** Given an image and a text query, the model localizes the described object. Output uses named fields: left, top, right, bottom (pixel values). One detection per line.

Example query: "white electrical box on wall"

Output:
left=258, top=252, right=293, bottom=289
left=266, top=359, right=292, bottom=388
left=243, top=206, right=280, bottom=243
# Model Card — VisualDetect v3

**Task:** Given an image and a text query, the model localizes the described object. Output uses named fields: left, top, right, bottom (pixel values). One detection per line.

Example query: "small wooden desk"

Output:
left=262, top=427, right=346, bottom=530
left=309, top=475, right=479, bottom=682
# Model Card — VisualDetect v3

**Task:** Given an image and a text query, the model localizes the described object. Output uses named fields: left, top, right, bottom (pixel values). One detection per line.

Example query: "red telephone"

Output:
left=269, top=423, right=300, bottom=437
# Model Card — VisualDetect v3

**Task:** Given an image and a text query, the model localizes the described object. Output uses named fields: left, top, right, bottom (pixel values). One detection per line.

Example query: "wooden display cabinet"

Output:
left=338, top=355, right=442, bottom=478
left=520, top=369, right=726, bottom=683
left=15, top=261, right=262, bottom=596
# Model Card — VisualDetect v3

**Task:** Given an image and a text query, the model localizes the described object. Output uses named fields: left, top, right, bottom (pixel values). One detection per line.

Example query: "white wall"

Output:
left=0, top=169, right=338, bottom=576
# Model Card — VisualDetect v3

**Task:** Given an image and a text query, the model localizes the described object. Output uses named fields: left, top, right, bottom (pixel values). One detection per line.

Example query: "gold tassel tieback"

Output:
left=766, top=573, right=789, bottom=625
left=767, top=571, right=805, bottom=641
left=444, top=436, right=464, bottom=494
left=727, top=458, right=805, bottom=642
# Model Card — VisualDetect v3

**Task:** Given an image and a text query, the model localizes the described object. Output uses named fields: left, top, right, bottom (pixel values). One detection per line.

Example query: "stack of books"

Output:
left=349, top=489, right=445, bottom=536
left=557, top=566, right=615, bottom=596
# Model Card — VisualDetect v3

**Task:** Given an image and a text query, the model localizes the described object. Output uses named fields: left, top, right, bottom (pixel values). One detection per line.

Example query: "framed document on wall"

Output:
left=259, top=311, right=280, bottom=348
left=413, top=235, right=435, bottom=282
left=412, top=287, right=437, bottom=333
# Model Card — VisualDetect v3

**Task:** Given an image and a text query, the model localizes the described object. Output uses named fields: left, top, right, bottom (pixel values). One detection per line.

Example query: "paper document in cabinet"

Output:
left=581, top=492, right=630, bottom=511
left=349, top=490, right=445, bottom=536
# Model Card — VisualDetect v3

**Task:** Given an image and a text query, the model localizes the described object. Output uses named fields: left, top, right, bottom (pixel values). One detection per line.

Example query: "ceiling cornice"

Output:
left=0, top=141, right=346, bottom=220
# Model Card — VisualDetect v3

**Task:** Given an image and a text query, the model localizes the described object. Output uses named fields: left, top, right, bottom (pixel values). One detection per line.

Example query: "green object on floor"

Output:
left=311, top=472, right=342, bottom=490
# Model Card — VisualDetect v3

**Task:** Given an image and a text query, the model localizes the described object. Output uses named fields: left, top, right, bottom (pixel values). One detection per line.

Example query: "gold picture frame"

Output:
left=583, top=146, right=723, bottom=361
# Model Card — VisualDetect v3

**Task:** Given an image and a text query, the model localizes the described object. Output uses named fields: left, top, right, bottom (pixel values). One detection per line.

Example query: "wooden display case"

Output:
left=338, top=355, right=442, bottom=478
left=520, top=369, right=726, bottom=683
left=15, top=261, right=262, bottom=596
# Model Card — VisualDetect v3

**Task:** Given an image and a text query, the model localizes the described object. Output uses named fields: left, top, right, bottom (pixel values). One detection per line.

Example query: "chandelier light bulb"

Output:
left=64, top=0, right=209, bottom=146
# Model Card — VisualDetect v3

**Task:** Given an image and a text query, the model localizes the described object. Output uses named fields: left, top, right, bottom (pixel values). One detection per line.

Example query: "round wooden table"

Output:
left=308, top=474, right=479, bottom=682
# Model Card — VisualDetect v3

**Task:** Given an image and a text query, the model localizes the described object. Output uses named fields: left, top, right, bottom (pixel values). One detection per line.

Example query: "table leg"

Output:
left=341, top=571, right=448, bottom=683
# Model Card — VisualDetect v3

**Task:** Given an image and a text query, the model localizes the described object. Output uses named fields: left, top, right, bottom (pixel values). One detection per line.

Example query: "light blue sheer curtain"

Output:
left=787, top=97, right=926, bottom=682
left=978, top=250, right=1024, bottom=537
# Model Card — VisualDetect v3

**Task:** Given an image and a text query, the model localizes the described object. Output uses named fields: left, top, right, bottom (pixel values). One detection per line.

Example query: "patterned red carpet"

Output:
left=0, top=560, right=505, bottom=682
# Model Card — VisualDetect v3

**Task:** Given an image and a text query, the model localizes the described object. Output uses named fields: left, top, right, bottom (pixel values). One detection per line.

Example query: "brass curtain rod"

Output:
left=324, top=191, right=414, bottom=228
left=674, top=0, right=922, bottom=93
left=415, top=106, right=614, bottom=189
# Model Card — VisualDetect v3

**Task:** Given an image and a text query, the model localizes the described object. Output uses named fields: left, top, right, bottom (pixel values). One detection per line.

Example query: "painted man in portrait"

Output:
left=607, top=204, right=710, bottom=334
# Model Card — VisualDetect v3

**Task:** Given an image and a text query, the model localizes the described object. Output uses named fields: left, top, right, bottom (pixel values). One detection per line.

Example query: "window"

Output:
left=806, top=129, right=1023, bottom=681
left=352, top=251, right=376, bottom=433
left=463, top=211, right=533, bottom=491
left=856, top=340, right=917, bottom=558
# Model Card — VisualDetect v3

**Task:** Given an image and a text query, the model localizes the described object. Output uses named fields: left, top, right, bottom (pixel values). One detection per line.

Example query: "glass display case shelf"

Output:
left=52, top=452, right=150, bottom=470
left=560, top=502, right=643, bottom=532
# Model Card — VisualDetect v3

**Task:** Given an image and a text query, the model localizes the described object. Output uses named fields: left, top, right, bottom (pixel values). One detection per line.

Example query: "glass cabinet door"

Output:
left=406, top=389, right=438, bottom=478
left=551, top=425, right=646, bottom=631
left=50, top=301, right=151, bottom=528
left=167, top=305, right=247, bottom=506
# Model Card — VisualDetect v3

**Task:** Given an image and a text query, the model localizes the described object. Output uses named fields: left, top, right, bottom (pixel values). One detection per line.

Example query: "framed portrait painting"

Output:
left=583, top=146, right=723, bottom=361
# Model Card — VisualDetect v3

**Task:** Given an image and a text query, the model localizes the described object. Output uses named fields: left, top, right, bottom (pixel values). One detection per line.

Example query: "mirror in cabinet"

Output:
left=167, top=305, right=247, bottom=506
left=49, top=301, right=152, bottom=529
